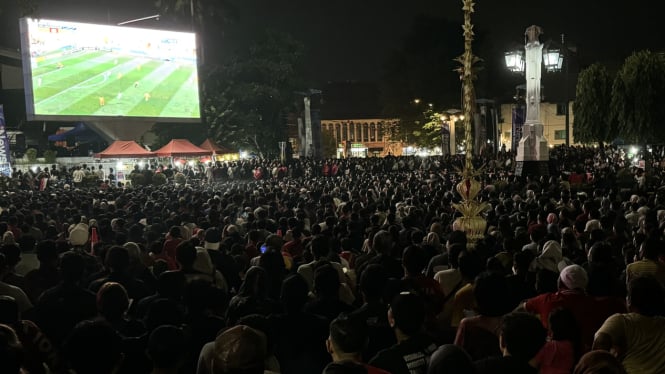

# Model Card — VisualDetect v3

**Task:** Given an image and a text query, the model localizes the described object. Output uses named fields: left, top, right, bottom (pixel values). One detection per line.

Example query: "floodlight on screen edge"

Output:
left=19, top=17, right=201, bottom=122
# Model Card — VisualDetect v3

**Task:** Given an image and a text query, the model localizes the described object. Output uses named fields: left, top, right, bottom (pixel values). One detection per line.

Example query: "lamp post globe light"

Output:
left=504, top=49, right=525, bottom=73
left=505, top=25, right=550, bottom=177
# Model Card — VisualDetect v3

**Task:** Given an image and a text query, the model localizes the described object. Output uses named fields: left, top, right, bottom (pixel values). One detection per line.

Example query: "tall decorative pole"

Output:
left=452, top=0, right=489, bottom=249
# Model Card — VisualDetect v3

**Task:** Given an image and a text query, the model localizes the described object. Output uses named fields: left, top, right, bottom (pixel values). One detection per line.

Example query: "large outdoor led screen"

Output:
left=19, top=18, right=201, bottom=122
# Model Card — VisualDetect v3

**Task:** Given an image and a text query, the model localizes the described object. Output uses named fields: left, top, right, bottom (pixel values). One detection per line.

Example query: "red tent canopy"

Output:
left=199, top=138, right=235, bottom=154
left=94, top=140, right=155, bottom=158
left=154, top=139, right=212, bottom=157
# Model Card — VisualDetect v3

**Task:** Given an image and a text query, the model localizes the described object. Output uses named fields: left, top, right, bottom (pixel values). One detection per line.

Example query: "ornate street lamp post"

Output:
left=506, top=25, right=550, bottom=176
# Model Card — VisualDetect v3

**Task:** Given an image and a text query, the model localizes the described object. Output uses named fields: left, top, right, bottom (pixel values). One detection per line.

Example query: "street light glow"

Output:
left=504, top=50, right=525, bottom=73
left=543, top=47, right=564, bottom=72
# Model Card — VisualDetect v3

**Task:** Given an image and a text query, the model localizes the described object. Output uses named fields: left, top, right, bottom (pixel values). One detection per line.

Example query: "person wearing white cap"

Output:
left=519, top=265, right=626, bottom=352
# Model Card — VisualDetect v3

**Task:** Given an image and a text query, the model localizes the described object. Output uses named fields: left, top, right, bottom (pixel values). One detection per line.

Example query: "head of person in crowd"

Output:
left=63, top=320, right=124, bottom=374
left=512, top=250, right=534, bottom=276
left=458, top=249, right=483, bottom=282
left=550, top=306, right=581, bottom=349
left=237, top=266, right=270, bottom=299
left=211, top=325, right=266, bottom=374
left=474, top=271, right=514, bottom=317
left=536, top=268, right=560, bottom=295
left=402, top=245, right=426, bottom=277
left=573, top=350, right=627, bottom=374
left=96, top=282, right=130, bottom=322
left=167, top=225, right=182, bottom=240
left=627, top=276, right=665, bottom=317
left=280, top=274, right=309, bottom=314
left=561, top=227, right=579, bottom=250
left=175, top=240, right=197, bottom=270
left=314, top=263, right=341, bottom=301
left=388, top=292, right=425, bottom=341
left=326, top=313, right=368, bottom=363
left=146, top=324, right=187, bottom=372
left=558, top=264, right=588, bottom=292
left=142, top=287, right=183, bottom=328
left=204, top=227, right=222, bottom=250
left=499, top=312, right=547, bottom=362
left=0, top=296, right=19, bottom=326
left=427, top=344, right=476, bottom=374
left=35, top=240, right=59, bottom=269
left=310, top=234, right=331, bottom=260
left=447, top=243, right=466, bottom=269
left=0, top=244, right=20, bottom=271
left=104, top=245, right=131, bottom=275
left=638, top=236, right=665, bottom=262
left=60, top=250, right=85, bottom=285
left=359, top=264, right=387, bottom=304
left=322, top=361, right=367, bottom=374
left=531, top=240, right=563, bottom=273
left=0, top=323, right=23, bottom=374
left=587, top=241, right=613, bottom=265
left=446, top=230, right=467, bottom=250
left=371, top=230, right=393, bottom=255
left=263, top=234, right=284, bottom=253
left=68, top=223, right=89, bottom=247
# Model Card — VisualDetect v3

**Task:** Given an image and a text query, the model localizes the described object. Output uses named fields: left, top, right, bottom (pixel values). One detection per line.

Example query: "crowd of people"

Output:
left=0, top=144, right=664, bottom=374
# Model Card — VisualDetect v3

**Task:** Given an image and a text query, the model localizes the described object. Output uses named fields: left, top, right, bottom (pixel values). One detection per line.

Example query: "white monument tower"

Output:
left=515, top=25, right=549, bottom=176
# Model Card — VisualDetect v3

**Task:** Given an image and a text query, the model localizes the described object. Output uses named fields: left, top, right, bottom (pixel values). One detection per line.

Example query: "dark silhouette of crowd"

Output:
left=0, top=144, right=664, bottom=374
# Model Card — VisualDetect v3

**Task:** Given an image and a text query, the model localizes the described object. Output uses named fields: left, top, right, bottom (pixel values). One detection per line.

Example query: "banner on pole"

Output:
left=511, top=106, right=525, bottom=152
left=0, top=105, right=12, bottom=177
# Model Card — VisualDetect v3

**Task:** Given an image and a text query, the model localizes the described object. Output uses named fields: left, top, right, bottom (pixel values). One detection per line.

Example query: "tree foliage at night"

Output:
left=611, top=50, right=665, bottom=144
left=572, top=63, right=614, bottom=144
left=202, top=30, right=305, bottom=158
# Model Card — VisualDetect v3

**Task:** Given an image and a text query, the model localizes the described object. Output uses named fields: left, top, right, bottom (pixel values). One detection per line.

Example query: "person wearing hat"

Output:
left=529, top=240, right=564, bottom=273
left=520, top=264, right=626, bottom=352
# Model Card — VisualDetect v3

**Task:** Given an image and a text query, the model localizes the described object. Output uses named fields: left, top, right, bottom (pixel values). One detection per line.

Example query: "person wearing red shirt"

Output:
left=281, top=228, right=305, bottom=261
left=520, top=265, right=626, bottom=353
left=162, top=226, right=183, bottom=260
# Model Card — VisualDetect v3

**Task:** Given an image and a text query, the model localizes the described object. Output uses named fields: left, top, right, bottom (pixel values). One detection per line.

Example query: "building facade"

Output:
left=320, top=118, right=402, bottom=158
left=498, top=101, right=575, bottom=150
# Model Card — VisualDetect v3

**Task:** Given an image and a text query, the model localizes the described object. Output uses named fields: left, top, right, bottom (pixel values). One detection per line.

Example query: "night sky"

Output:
left=2, top=0, right=663, bottom=84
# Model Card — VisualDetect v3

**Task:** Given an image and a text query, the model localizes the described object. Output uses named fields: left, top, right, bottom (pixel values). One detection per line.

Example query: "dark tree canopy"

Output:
left=202, top=30, right=306, bottom=158
left=611, top=50, right=665, bottom=144
left=572, top=63, right=614, bottom=144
